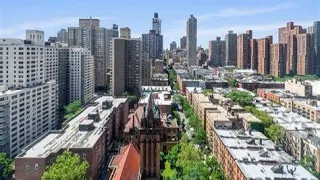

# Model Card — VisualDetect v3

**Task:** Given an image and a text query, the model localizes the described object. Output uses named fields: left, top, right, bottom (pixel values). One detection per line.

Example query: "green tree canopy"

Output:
left=162, top=162, right=177, bottom=180
left=0, top=153, right=13, bottom=179
left=300, top=155, right=320, bottom=179
left=226, top=77, right=237, bottom=87
left=42, top=151, right=89, bottom=180
left=227, top=91, right=253, bottom=107
left=202, top=89, right=212, bottom=96
left=265, top=124, right=285, bottom=146
left=65, top=101, right=82, bottom=115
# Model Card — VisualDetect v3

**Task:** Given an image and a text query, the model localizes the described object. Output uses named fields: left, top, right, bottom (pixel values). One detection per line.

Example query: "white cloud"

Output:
left=197, top=1, right=296, bottom=21
left=0, top=16, right=116, bottom=38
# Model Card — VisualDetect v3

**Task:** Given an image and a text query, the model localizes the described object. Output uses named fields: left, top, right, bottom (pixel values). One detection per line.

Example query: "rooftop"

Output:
left=109, top=143, right=140, bottom=180
left=18, top=96, right=127, bottom=158
left=185, top=87, right=203, bottom=94
left=215, top=129, right=317, bottom=179
left=259, top=88, right=303, bottom=98
left=140, top=91, right=172, bottom=106
left=238, top=112, right=262, bottom=123
left=141, top=86, right=171, bottom=92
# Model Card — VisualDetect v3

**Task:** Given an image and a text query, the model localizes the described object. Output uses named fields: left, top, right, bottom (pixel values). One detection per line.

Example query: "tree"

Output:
left=193, top=127, right=206, bottom=145
left=42, top=151, right=89, bottom=180
left=165, top=144, right=180, bottom=168
left=202, top=89, right=212, bottom=96
left=65, top=101, right=82, bottom=115
left=0, top=153, right=13, bottom=180
left=227, top=91, right=253, bottom=107
left=226, top=77, right=237, bottom=87
left=265, top=124, right=285, bottom=146
left=64, top=101, right=82, bottom=119
left=300, top=155, right=320, bottom=179
left=162, top=162, right=177, bottom=180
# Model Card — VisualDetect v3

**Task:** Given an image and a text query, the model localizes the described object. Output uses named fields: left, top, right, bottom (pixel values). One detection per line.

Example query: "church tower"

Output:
left=139, top=92, right=162, bottom=179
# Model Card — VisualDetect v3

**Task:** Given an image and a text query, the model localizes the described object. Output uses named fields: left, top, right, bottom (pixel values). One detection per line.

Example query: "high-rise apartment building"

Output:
left=237, top=30, right=252, bottom=69
left=26, top=30, right=45, bottom=46
left=120, top=27, right=131, bottom=39
left=69, top=48, right=95, bottom=104
left=141, top=52, right=152, bottom=86
left=0, top=32, right=58, bottom=157
left=257, top=36, right=273, bottom=75
left=208, top=37, right=225, bottom=66
left=225, top=31, right=237, bottom=66
left=170, top=41, right=177, bottom=51
left=297, top=33, right=315, bottom=75
left=57, top=29, right=68, bottom=43
left=270, top=44, right=287, bottom=77
left=197, top=48, right=207, bottom=66
left=314, top=21, right=320, bottom=74
left=250, top=39, right=258, bottom=70
left=57, top=47, right=69, bottom=109
left=142, top=13, right=163, bottom=63
left=111, top=38, right=142, bottom=96
left=112, top=24, right=119, bottom=37
left=186, top=15, right=197, bottom=66
left=68, top=18, right=118, bottom=89
left=180, top=36, right=187, bottom=49
left=79, top=18, right=100, bottom=28
left=152, top=13, right=161, bottom=35
left=142, top=30, right=163, bottom=62
left=278, top=22, right=304, bottom=74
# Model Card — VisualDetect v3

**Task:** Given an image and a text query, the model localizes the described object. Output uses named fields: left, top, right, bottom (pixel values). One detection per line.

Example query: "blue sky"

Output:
left=0, top=0, right=319, bottom=48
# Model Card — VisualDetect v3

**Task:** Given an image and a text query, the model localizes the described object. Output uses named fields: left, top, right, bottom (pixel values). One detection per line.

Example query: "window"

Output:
left=26, top=164, right=30, bottom=170
left=83, top=153, right=86, bottom=160
left=35, top=164, right=38, bottom=170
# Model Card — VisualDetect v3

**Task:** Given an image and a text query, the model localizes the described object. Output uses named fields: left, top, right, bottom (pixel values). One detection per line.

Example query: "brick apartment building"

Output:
left=237, top=30, right=252, bottom=69
left=270, top=43, right=287, bottom=77
left=278, top=22, right=304, bottom=74
left=15, top=97, right=129, bottom=180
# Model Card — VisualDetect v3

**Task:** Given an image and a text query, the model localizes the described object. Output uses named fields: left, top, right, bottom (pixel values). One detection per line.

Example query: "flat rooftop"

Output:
left=18, top=96, right=127, bottom=158
left=192, top=93, right=210, bottom=103
left=215, top=129, right=316, bottom=179
left=185, top=87, right=203, bottom=93
left=141, top=86, right=171, bottom=92
left=140, top=91, right=172, bottom=106
left=260, top=88, right=302, bottom=98
left=294, top=99, right=320, bottom=111
left=237, top=112, right=262, bottom=123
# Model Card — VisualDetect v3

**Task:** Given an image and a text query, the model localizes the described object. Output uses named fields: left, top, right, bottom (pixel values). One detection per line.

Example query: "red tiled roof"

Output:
left=124, top=106, right=144, bottom=132
left=111, top=142, right=140, bottom=180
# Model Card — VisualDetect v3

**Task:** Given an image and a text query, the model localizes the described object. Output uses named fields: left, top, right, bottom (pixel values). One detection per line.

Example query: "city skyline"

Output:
left=1, top=0, right=319, bottom=49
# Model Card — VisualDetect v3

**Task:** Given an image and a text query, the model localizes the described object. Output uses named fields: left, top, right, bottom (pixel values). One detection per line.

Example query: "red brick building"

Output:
left=123, top=92, right=179, bottom=179
left=257, top=88, right=282, bottom=104
left=238, top=81, right=284, bottom=91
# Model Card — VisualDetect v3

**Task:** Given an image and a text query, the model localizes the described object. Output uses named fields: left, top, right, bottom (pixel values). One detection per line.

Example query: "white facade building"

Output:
left=0, top=31, right=59, bottom=157
left=69, top=48, right=95, bottom=104
left=0, top=82, right=57, bottom=157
